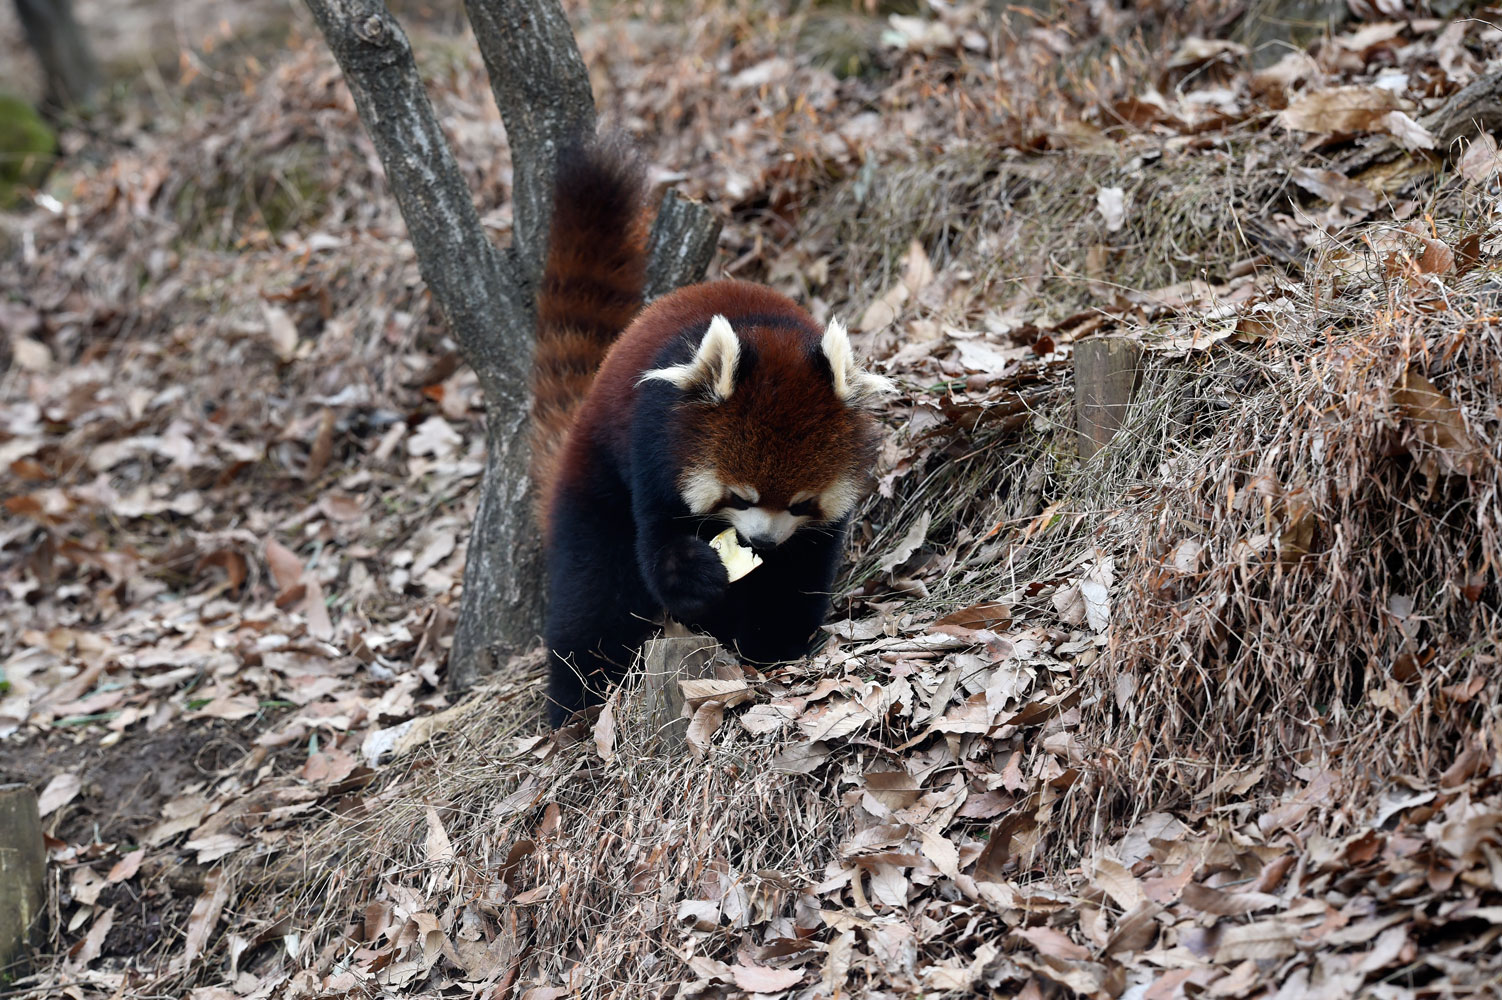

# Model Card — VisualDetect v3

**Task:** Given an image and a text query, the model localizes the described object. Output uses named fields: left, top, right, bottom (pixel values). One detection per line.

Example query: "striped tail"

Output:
left=530, top=139, right=647, bottom=519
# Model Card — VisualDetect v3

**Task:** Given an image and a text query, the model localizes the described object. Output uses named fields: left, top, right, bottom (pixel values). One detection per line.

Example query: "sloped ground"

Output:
left=2, top=2, right=1501, bottom=998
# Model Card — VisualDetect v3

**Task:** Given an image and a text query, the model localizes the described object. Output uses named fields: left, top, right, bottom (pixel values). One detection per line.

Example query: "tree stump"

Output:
left=1074, top=337, right=1143, bottom=460
left=0, top=784, right=45, bottom=976
left=641, top=631, right=724, bottom=747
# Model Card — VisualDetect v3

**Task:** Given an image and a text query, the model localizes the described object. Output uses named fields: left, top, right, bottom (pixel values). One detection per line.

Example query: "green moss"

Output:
left=0, top=93, right=57, bottom=209
left=796, top=10, right=885, bottom=79
left=172, top=139, right=330, bottom=247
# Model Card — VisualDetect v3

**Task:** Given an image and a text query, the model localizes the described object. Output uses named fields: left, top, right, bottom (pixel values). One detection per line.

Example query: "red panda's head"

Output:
left=641, top=315, right=894, bottom=550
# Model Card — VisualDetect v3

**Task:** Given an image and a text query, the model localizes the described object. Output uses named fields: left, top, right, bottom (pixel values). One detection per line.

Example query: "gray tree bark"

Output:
left=13, top=0, right=99, bottom=112
left=300, top=0, right=720, bottom=693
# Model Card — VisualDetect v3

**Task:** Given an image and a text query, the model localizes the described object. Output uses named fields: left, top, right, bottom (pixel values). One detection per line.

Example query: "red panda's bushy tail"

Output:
left=530, top=139, right=647, bottom=517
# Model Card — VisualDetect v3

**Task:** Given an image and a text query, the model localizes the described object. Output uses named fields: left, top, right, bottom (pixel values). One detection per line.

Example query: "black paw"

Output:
left=654, top=535, right=728, bottom=624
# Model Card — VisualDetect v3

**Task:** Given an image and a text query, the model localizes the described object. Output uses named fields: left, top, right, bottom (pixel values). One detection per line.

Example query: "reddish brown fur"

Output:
left=530, top=148, right=648, bottom=525
left=549, top=280, right=875, bottom=514
left=681, top=320, right=870, bottom=507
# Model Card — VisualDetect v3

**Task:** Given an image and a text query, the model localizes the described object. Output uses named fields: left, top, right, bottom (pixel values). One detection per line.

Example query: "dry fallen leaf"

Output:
left=1458, top=133, right=1502, bottom=184
left=38, top=772, right=82, bottom=817
left=1097, top=186, right=1126, bottom=232
left=67, top=907, right=115, bottom=971
left=593, top=694, right=617, bottom=763
left=106, top=847, right=146, bottom=884
left=919, top=827, right=962, bottom=880
left=1212, top=919, right=1299, bottom=963
left=858, top=239, right=934, bottom=332
left=425, top=805, right=455, bottom=867
left=1011, top=925, right=1091, bottom=962
left=1290, top=166, right=1377, bottom=220
left=1393, top=367, right=1481, bottom=479
left=264, top=537, right=304, bottom=594
left=261, top=302, right=299, bottom=362
left=685, top=700, right=726, bottom=754
left=730, top=963, right=804, bottom=992
left=183, top=870, right=232, bottom=964
left=1380, top=110, right=1436, bottom=150
left=1279, top=85, right=1401, bottom=133
left=406, top=415, right=463, bottom=460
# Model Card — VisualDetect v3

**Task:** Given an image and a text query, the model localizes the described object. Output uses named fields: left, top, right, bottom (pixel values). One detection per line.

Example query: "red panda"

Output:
left=532, top=142, right=893, bottom=727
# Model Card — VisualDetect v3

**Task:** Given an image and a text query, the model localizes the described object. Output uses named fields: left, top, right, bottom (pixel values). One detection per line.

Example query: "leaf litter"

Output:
left=3, top=1, right=1502, bottom=999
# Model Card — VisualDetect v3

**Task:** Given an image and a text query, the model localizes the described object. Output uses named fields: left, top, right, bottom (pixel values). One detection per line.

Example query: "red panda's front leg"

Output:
left=544, top=485, right=659, bottom=727
left=635, top=515, right=731, bottom=630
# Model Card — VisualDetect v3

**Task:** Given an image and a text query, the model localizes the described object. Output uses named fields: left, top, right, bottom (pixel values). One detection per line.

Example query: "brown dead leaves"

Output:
left=1392, top=366, right=1484, bottom=482
left=1280, top=85, right=1435, bottom=149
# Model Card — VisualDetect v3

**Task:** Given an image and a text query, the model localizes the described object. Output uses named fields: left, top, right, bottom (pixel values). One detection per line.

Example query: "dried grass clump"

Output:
left=243, top=666, right=850, bottom=993
left=798, top=136, right=1282, bottom=329
left=1084, top=249, right=1501, bottom=805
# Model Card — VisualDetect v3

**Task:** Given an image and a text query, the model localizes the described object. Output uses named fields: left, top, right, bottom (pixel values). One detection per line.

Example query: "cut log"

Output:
left=641, top=632, right=724, bottom=747
left=0, top=784, right=45, bottom=976
left=1074, top=337, right=1143, bottom=460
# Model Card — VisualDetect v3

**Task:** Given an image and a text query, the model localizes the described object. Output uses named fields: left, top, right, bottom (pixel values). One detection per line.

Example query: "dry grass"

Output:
left=8, top=0, right=1502, bottom=995
left=229, top=133, right=1502, bottom=999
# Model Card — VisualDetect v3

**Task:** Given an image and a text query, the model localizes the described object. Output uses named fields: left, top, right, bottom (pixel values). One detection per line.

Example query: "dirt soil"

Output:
left=1, top=719, right=276, bottom=846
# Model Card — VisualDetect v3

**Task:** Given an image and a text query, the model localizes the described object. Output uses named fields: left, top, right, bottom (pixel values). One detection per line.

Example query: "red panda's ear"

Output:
left=822, top=317, right=896, bottom=410
left=639, top=315, right=740, bottom=401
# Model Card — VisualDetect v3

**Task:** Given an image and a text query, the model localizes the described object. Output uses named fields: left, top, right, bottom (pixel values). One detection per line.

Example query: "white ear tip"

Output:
left=822, top=317, right=851, bottom=357
left=705, top=315, right=739, bottom=400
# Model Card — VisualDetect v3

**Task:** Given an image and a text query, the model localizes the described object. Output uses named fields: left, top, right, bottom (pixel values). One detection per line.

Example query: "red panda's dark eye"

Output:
left=725, top=494, right=754, bottom=510
left=788, top=500, right=819, bottom=518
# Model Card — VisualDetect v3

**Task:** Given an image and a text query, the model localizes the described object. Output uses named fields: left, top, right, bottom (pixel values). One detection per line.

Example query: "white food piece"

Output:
left=709, top=527, right=763, bottom=582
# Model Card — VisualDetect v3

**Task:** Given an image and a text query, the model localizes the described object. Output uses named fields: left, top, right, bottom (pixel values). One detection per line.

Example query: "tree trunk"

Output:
left=301, top=0, right=721, bottom=694
left=450, top=402, right=547, bottom=682
left=13, top=0, right=99, bottom=112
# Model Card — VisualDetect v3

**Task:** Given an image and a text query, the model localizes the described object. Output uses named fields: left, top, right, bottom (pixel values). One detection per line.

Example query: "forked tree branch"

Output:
left=646, top=190, right=721, bottom=301
left=302, top=0, right=721, bottom=694
left=462, top=0, right=596, bottom=295
left=301, top=0, right=527, bottom=402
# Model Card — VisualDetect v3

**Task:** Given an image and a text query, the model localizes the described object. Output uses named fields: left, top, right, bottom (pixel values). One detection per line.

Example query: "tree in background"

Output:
left=12, top=0, right=98, bottom=112
left=301, top=0, right=721, bottom=692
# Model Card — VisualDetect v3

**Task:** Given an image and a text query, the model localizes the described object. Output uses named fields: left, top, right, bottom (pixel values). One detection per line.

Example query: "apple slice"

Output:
left=709, top=527, right=763, bottom=582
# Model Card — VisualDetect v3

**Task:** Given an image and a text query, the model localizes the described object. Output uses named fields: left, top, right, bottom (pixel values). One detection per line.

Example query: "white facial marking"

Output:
left=729, top=485, right=760, bottom=504
left=639, top=315, right=741, bottom=401
left=724, top=506, right=807, bottom=546
left=819, top=477, right=863, bottom=520
left=681, top=467, right=726, bottom=514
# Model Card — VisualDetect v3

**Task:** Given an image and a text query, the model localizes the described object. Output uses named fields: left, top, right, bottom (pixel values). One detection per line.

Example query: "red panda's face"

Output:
left=641, top=315, right=893, bottom=549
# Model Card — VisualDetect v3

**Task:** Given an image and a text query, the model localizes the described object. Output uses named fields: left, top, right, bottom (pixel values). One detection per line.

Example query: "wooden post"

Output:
left=0, top=784, right=45, bottom=976
left=1074, top=337, right=1143, bottom=460
left=641, top=632, right=723, bottom=746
